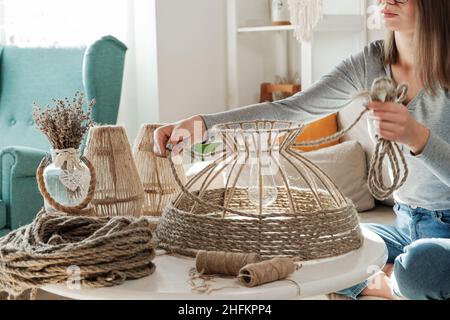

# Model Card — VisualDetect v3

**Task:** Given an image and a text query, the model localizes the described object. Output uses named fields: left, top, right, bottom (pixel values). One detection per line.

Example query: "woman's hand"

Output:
left=153, top=115, right=207, bottom=157
left=368, top=101, right=430, bottom=155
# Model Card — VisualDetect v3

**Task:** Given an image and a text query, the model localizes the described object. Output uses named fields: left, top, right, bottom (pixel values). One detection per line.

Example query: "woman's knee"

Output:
left=394, top=239, right=450, bottom=300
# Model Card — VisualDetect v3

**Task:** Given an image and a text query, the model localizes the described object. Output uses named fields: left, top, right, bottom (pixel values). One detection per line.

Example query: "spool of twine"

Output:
left=237, top=258, right=297, bottom=288
left=196, top=250, right=261, bottom=276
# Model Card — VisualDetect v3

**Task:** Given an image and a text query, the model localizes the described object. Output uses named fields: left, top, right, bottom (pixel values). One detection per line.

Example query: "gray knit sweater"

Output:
left=201, top=40, right=450, bottom=211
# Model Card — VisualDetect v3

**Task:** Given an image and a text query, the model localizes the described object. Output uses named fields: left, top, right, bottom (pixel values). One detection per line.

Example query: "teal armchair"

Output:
left=0, top=36, right=127, bottom=236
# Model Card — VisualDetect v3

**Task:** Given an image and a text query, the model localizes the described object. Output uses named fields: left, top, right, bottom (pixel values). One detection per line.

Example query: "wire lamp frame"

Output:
left=156, top=120, right=364, bottom=261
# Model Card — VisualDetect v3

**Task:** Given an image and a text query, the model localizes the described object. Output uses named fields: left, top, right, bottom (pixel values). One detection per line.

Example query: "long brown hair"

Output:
left=384, top=0, right=450, bottom=95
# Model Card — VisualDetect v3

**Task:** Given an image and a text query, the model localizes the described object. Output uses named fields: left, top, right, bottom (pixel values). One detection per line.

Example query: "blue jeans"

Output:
left=337, top=202, right=450, bottom=300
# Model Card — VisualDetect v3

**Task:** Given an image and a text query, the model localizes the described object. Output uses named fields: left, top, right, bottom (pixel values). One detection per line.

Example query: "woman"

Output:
left=154, top=0, right=450, bottom=300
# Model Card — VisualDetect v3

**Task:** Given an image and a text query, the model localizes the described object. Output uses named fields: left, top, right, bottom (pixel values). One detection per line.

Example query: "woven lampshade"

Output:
left=157, top=120, right=364, bottom=261
left=133, top=124, right=186, bottom=220
left=84, top=125, right=145, bottom=216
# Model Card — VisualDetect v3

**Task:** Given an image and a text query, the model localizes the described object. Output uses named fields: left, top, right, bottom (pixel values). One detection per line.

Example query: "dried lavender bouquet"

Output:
left=32, top=92, right=95, bottom=151
left=32, top=92, right=95, bottom=209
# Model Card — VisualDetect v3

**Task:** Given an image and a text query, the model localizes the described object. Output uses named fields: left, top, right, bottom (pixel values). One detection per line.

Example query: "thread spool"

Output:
left=238, top=257, right=297, bottom=287
left=195, top=251, right=261, bottom=276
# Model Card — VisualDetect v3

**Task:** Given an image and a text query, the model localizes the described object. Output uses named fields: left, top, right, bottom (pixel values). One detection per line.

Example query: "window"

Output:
left=0, top=0, right=128, bottom=46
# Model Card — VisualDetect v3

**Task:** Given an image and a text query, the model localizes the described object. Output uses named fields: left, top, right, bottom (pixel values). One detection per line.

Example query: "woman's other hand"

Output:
left=153, top=115, right=207, bottom=157
left=368, top=101, right=430, bottom=155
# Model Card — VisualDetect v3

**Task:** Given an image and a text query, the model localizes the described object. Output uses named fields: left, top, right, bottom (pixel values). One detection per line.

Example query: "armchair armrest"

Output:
left=1, top=146, right=47, bottom=178
left=0, top=146, right=48, bottom=230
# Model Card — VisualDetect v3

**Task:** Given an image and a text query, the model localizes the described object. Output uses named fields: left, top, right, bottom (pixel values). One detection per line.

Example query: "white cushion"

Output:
left=301, top=141, right=375, bottom=212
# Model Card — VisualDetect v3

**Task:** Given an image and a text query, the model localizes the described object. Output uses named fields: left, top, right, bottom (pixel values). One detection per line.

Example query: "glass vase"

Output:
left=43, top=149, right=91, bottom=212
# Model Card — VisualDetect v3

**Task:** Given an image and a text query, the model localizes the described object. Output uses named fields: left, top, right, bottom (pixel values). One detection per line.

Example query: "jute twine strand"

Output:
left=36, top=156, right=97, bottom=215
left=0, top=210, right=156, bottom=299
left=237, top=257, right=298, bottom=288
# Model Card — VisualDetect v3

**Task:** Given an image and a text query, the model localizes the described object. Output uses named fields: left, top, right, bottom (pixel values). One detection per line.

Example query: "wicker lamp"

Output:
left=157, top=120, right=364, bottom=261
left=133, top=124, right=186, bottom=220
left=84, top=125, right=145, bottom=216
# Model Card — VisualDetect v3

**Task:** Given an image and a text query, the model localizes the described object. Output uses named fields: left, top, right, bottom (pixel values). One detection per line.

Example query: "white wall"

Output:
left=367, top=0, right=386, bottom=42
left=125, top=0, right=387, bottom=136
left=155, top=0, right=228, bottom=123
left=116, top=0, right=159, bottom=141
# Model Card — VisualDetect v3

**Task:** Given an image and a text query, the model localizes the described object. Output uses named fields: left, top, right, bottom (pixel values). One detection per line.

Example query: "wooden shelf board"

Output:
left=237, top=15, right=365, bottom=34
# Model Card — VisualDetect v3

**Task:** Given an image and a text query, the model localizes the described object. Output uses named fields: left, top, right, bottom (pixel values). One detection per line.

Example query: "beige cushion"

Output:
left=302, top=140, right=375, bottom=212
left=337, top=97, right=394, bottom=206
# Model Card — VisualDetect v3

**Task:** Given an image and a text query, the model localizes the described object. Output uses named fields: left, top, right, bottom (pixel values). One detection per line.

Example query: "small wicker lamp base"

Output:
left=156, top=120, right=364, bottom=261
left=133, top=124, right=186, bottom=217
left=84, top=125, right=145, bottom=216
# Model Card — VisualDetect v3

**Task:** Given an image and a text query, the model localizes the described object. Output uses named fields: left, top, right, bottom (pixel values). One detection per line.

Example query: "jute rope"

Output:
left=0, top=210, right=155, bottom=300
left=36, top=156, right=97, bottom=215
left=157, top=186, right=363, bottom=260
left=291, top=78, right=409, bottom=200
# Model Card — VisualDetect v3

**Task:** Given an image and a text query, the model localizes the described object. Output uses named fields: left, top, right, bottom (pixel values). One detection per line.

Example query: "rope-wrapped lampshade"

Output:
left=157, top=120, right=364, bottom=261
left=84, top=125, right=145, bottom=216
left=133, top=124, right=186, bottom=219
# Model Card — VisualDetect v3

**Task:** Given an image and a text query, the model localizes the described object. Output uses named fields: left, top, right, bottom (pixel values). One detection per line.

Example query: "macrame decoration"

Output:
left=133, top=124, right=186, bottom=224
left=84, top=125, right=145, bottom=216
left=287, top=0, right=323, bottom=42
left=0, top=210, right=155, bottom=300
left=157, top=77, right=409, bottom=261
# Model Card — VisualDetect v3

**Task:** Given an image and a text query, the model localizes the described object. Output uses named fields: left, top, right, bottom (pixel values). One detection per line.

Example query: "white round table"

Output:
left=43, top=227, right=387, bottom=300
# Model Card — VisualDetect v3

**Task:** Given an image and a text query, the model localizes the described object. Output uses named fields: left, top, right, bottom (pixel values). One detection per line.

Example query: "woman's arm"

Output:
left=154, top=43, right=375, bottom=156
left=412, top=131, right=450, bottom=186
left=201, top=51, right=366, bottom=129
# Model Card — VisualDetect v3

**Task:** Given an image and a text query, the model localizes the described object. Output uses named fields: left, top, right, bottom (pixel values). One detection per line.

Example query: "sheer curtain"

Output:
left=0, top=0, right=158, bottom=140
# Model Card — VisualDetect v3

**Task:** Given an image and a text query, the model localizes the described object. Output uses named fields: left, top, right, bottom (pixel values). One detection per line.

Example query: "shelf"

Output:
left=238, top=25, right=294, bottom=33
left=237, top=15, right=365, bottom=34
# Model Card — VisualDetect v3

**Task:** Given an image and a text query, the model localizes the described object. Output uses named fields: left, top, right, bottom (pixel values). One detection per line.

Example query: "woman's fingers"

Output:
left=369, top=111, right=406, bottom=125
left=374, top=120, right=399, bottom=133
left=154, top=125, right=175, bottom=157
left=368, top=101, right=405, bottom=113
left=153, top=116, right=207, bottom=157
left=167, top=126, right=193, bottom=156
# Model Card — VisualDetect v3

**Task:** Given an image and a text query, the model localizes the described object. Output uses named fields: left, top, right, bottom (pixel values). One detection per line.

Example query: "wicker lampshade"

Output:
left=133, top=124, right=186, bottom=218
left=157, top=120, right=364, bottom=261
left=84, top=125, right=145, bottom=216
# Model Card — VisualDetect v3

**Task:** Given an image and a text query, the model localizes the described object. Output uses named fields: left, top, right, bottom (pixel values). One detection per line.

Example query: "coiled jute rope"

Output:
left=0, top=210, right=156, bottom=300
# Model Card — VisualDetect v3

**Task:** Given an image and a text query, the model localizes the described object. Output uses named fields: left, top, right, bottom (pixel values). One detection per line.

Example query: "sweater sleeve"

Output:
left=413, top=131, right=450, bottom=186
left=201, top=47, right=368, bottom=130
